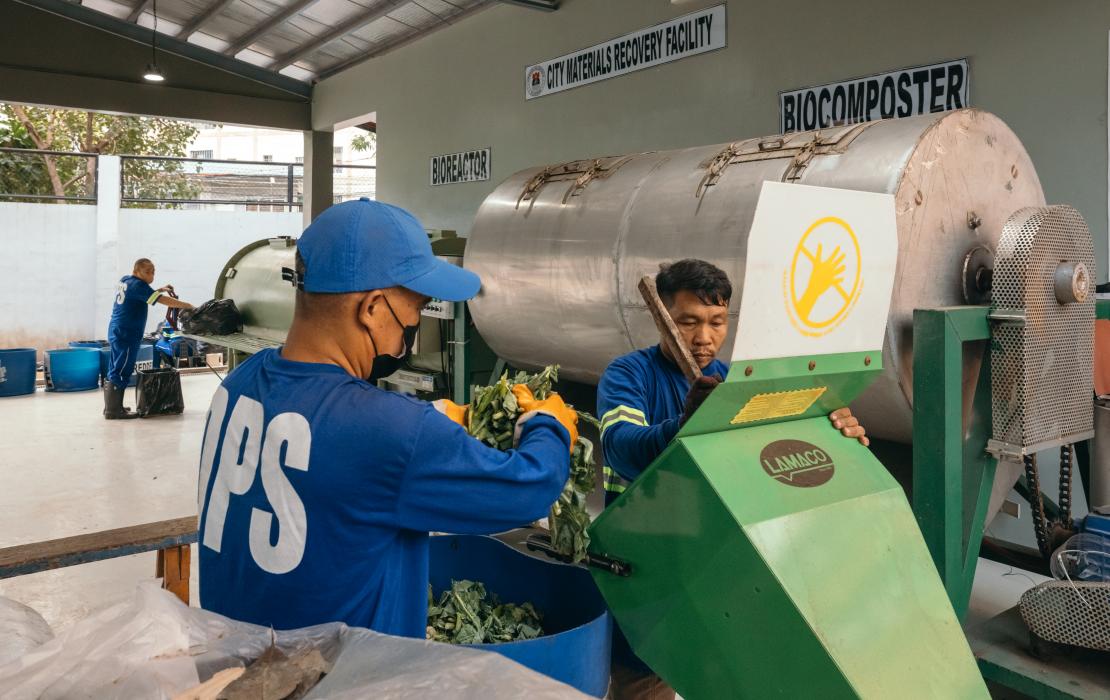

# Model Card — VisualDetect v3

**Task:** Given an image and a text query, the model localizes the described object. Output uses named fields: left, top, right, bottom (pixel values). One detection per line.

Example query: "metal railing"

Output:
left=0, top=149, right=376, bottom=209
left=0, top=147, right=98, bottom=204
left=120, top=155, right=376, bottom=210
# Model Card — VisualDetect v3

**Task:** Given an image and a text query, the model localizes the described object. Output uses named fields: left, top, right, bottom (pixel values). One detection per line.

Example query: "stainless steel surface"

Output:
left=215, top=237, right=297, bottom=344
left=1092, top=399, right=1110, bottom=510
left=466, top=109, right=1046, bottom=442
left=989, top=205, right=1095, bottom=455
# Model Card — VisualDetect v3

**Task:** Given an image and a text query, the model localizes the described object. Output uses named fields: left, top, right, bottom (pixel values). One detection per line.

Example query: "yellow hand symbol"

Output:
left=797, top=243, right=847, bottom=323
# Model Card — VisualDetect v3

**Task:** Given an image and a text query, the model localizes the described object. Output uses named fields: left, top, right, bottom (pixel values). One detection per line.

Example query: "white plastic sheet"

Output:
left=0, top=598, right=53, bottom=667
left=0, top=583, right=587, bottom=700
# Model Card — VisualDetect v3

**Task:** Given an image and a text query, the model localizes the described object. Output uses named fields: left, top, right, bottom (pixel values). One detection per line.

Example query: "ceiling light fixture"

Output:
left=143, top=0, right=165, bottom=82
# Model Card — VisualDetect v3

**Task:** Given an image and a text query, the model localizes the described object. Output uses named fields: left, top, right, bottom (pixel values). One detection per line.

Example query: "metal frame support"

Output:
left=912, top=306, right=997, bottom=619
left=451, top=301, right=470, bottom=404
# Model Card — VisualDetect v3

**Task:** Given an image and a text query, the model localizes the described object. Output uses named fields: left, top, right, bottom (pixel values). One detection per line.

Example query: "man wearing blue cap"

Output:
left=196, top=199, right=578, bottom=637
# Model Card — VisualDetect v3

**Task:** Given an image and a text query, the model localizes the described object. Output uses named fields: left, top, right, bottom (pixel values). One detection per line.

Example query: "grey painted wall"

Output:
left=314, top=0, right=1110, bottom=278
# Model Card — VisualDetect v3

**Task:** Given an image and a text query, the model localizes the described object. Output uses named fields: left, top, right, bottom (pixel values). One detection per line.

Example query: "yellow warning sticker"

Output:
left=731, top=387, right=827, bottom=425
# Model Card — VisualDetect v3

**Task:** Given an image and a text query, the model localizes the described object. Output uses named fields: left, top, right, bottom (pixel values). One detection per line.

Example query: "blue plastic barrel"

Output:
left=69, top=340, right=109, bottom=385
left=44, top=348, right=101, bottom=392
left=0, top=348, right=37, bottom=397
left=429, top=535, right=612, bottom=697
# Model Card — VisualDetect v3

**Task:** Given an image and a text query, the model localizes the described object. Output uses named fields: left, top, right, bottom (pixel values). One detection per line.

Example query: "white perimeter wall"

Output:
left=0, top=202, right=98, bottom=354
left=0, top=161, right=302, bottom=356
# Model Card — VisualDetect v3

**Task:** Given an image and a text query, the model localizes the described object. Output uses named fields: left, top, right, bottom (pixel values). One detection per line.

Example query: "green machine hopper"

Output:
left=587, top=183, right=988, bottom=698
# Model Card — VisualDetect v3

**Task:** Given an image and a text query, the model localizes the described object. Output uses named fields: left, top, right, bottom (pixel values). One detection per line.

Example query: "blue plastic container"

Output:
left=0, top=348, right=37, bottom=397
left=44, top=348, right=102, bottom=392
left=69, top=340, right=109, bottom=385
left=94, top=341, right=156, bottom=387
left=429, top=535, right=612, bottom=697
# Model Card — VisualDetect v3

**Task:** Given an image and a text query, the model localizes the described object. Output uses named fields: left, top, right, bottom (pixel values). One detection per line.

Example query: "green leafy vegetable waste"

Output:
left=427, top=580, right=544, bottom=644
left=465, top=365, right=597, bottom=563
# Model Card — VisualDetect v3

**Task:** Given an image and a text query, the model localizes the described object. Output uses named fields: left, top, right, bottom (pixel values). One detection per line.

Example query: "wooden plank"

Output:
left=160, top=544, right=191, bottom=605
left=0, top=516, right=198, bottom=579
left=638, top=275, right=702, bottom=382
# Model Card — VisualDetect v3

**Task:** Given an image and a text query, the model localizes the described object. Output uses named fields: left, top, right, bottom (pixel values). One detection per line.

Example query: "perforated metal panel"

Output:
left=1019, top=581, right=1110, bottom=651
left=990, top=206, right=1095, bottom=456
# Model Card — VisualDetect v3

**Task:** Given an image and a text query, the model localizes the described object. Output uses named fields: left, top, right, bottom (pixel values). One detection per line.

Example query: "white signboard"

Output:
left=779, top=59, right=969, bottom=133
left=430, top=148, right=491, bottom=186
left=524, top=4, right=726, bottom=100
left=732, top=182, right=897, bottom=362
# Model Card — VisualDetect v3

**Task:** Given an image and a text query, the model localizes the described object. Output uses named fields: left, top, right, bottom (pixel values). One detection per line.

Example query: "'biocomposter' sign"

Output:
left=430, top=148, right=491, bottom=186
left=525, top=4, right=726, bottom=100
left=779, top=59, right=969, bottom=133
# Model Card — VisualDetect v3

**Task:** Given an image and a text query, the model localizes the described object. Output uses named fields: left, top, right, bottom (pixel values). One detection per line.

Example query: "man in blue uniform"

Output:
left=196, top=199, right=578, bottom=637
left=104, top=258, right=193, bottom=419
left=598, top=259, right=867, bottom=699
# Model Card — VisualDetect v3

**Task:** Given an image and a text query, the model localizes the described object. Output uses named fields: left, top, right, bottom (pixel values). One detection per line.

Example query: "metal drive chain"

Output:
left=1058, top=444, right=1073, bottom=530
left=1024, top=445, right=1077, bottom=560
left=1024, top=453, right=1052, bottom=559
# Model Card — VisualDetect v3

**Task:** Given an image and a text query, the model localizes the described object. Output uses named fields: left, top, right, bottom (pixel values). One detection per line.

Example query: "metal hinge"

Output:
left=694, top=122, right=874, bottom=199
left=516, top=154, right=643, bottom=208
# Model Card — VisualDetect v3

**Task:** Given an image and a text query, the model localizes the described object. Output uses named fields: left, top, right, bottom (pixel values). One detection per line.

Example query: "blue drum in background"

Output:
left=68, top=340, right=109, bottom=385
left=0, top=348, right=37, bottom=397
left=44, top=348, right=101, bottom=392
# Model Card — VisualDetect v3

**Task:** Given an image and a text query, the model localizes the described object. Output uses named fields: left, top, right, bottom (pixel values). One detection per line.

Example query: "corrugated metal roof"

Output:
left=75, top=0, right=493, bottom=83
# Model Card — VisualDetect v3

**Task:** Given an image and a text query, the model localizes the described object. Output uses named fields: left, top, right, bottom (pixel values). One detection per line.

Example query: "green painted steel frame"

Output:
left=912, top=306, right=996, bottom=620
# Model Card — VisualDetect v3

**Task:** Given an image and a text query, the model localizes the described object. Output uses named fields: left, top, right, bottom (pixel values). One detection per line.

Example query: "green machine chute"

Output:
left=587, top=183, right=988, bottom=698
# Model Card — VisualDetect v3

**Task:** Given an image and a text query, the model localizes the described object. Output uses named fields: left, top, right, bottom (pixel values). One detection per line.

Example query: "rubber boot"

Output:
left=103, top=382, right=139, bottom=420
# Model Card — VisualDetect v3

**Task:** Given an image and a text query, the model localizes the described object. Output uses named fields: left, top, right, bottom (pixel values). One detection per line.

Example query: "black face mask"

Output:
left=367, top=295, right=419, bottom=383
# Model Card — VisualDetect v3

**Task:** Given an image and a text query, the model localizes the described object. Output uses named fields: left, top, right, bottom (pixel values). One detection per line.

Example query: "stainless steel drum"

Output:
left=465, top=109, right=1045, bottom=443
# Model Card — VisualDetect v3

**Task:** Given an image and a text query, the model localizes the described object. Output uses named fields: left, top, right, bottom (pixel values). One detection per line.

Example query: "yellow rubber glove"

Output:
left=432, top=399, right=468, bottom=427
left=511, top=384, right=579, bottom=452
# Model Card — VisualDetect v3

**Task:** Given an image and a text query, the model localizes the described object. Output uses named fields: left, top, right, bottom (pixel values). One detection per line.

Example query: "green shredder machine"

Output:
left=587, top=182, right=989, bottom=698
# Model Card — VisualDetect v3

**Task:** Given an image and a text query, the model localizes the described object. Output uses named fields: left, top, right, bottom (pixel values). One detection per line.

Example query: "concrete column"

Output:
left=303, top=130, right=334, bottom=226
left=94, top=156, right=122, bottom=338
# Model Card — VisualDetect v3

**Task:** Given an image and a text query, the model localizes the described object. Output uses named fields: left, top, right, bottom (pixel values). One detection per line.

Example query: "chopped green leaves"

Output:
left=426, top=580, right=544, bottom=644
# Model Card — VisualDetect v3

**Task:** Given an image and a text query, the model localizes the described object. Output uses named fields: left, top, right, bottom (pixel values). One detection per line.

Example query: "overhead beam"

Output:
left=0, top=64, right=312, bottom=130
left=13, top=0, right=311, bottom=97
left=270, top=0, right=407, bottom=71
left=498, top=0, right=558, bottom=10
left=222, top=0, right=320, bottom=56
left=176, top=0, right=236, bottom=40
left=126, top=0, right=152, bottom=23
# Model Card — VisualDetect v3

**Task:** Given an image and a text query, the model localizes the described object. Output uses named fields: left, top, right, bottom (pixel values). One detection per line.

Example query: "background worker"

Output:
left=197, top=199, right=578, bottom=637
left=597, top=259, right=868, bottom=699
left=104, top=258, right=193, bottom=419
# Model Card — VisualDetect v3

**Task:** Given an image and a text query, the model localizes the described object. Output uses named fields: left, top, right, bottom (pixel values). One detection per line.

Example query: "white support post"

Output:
left=95, top=156, right=122, bottom=339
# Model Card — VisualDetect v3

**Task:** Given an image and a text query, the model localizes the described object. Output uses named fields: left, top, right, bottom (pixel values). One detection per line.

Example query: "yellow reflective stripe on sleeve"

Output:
left=602, top=465, right=629, bottom=494
left=146, top=291, right=162, bottom=305
left=600, top=405, right=648, bottom=436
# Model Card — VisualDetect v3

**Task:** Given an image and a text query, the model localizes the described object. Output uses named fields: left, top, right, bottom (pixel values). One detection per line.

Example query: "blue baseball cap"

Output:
left=296, top=198, right=480, bottom=301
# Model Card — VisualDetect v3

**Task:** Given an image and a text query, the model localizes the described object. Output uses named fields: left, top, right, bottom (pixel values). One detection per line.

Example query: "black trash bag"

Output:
left=180, top=298, right=244, bottom=336
left=136, top=367, right=185, bottom=417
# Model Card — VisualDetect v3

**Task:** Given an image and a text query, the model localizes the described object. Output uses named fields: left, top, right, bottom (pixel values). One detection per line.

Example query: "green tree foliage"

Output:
left=0, top=105, right=200, bottom=205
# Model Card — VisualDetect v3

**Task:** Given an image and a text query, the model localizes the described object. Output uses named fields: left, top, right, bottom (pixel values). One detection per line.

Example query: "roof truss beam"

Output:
left=176, top=0, right=237, bottom=40
left=270, top=0, right=408, bottom=71
left=222, top=0, right=321, bottom=57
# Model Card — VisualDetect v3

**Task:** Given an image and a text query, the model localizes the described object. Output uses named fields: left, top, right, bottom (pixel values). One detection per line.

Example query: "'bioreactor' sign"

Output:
left=525, top=4, right=727, bottom=100
left=779, top=59, right=969, bottom=133
left=430, top=148, right=491, bottom=186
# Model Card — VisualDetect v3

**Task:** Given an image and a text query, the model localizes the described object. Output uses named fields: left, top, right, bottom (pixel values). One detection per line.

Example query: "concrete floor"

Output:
left=0, top=374, right=219, bottom=630
left=0, top=372, right=1055, bottom=645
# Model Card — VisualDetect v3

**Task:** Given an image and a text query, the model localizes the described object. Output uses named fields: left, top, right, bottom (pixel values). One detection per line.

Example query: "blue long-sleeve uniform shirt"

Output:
left=597, top=344, right=728, bottom=505
left=108, top=275, right=161, bottom=342
left=197, top=348, right=570, bottom=637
